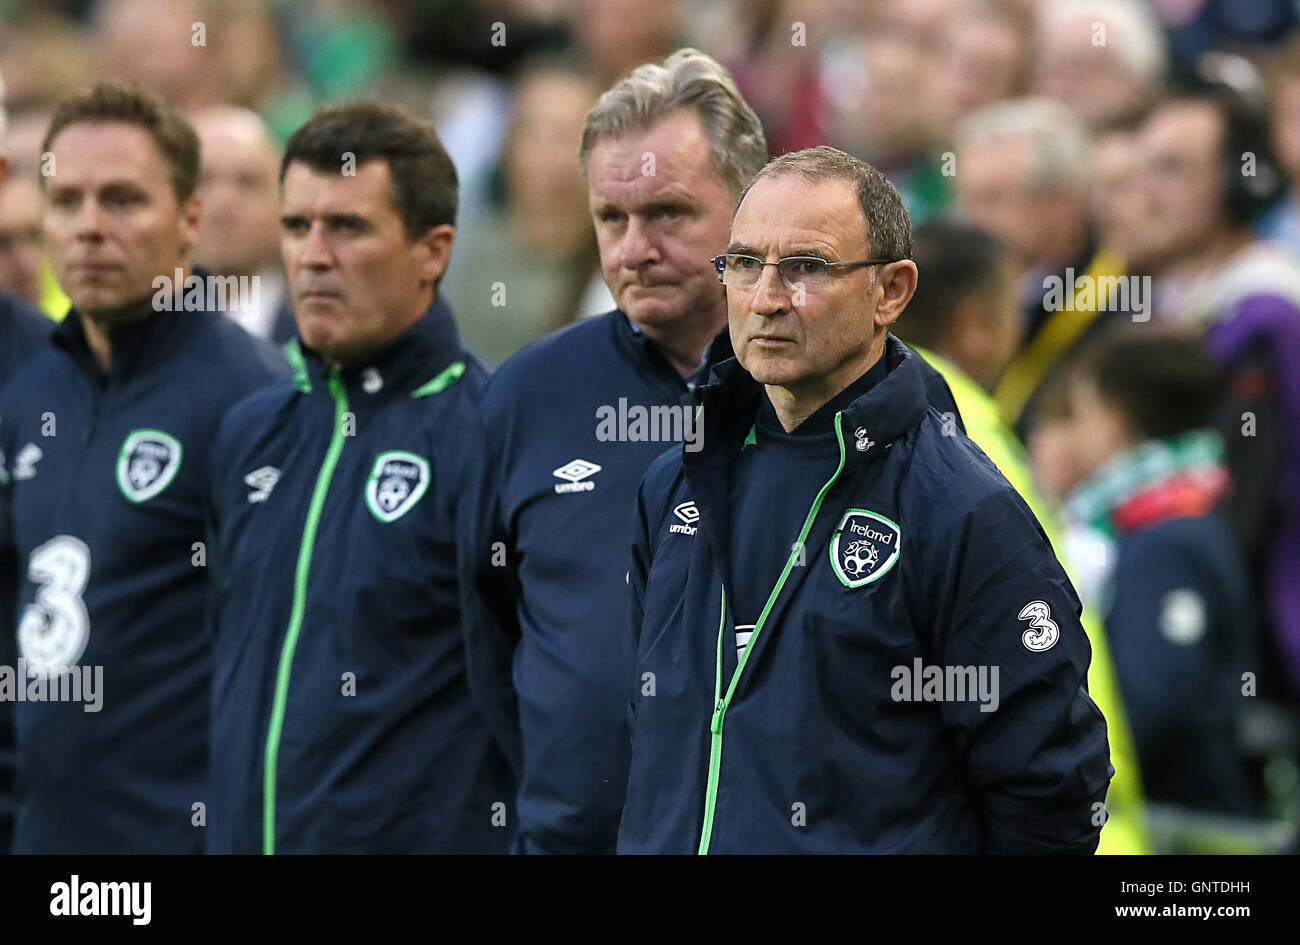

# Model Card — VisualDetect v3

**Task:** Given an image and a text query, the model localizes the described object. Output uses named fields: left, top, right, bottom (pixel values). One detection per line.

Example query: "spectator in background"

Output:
left=935, top=0, right=1031, bottom=129
left=94, top=0, right=224, bottom=110
left=1262, top=32, right=1300, bottom=256
left=722, top=0, right=874, bottom=157
left=827, top=28, right=950, bottom=223
left=1033, top=0, right=1169, bottom=128
left=953, top=97, right=1125, bottom=440
left=1123, top=80, right=1300, bottom=702
left=1089, top=112, right=1149, bottom=269
left=444, top=60, right=601, bottom=366
left=571, top=0, right=682, bottom=83
left=192, top=105, right=295, bottom=344
left=0, top=172, right=42, bottom=307
left=895, top=218, right=1150, bottom=854
left=1051, top=330, right=1257, bottom=818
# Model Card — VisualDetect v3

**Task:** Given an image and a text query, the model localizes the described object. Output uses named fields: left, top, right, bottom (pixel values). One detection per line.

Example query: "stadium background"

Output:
left=2, top=0, right=1299, bottom=853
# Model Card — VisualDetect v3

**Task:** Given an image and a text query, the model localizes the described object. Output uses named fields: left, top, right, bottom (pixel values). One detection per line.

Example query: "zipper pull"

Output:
left=710, top=698, right=725, bottom=733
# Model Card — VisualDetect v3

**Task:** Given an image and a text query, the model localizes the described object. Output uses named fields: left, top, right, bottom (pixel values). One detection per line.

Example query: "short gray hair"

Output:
left=737, top=146, right=913, bottom=261
left=579, top=47, right=767, bottom=196
left=1040, top=0, right=1168, bottom=86
left=0, top=68, right=7, bottom=147
left=954, top=96, right=1090, bottom=192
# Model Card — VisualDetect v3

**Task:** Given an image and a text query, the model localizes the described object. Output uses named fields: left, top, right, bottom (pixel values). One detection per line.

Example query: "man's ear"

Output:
left=178, top=191, right=202, bottom=257
left=417, top=224, right=456, bottom=286
left=873, top=259, right=918, bottom=329
left=0, top=152, right=9, bottom=190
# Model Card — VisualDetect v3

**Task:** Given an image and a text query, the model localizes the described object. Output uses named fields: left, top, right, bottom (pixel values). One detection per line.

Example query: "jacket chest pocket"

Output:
left=796, top=560, right=922, bottom=720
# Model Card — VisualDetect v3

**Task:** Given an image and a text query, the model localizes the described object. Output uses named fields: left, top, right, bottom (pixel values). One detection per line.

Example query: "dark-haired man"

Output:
left=0, top=81, right=285, bottom=854
left=620, top=147, right=1112, bottom=853
left=205, top=102, right=514, bottom=854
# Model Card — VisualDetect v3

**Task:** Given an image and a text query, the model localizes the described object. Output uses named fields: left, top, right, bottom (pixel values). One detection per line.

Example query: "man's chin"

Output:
left=618, top=288, right=687, bottom=326
left=741, top=348, right=803, bottom=385
left=75, top=290, right=155, bottom=325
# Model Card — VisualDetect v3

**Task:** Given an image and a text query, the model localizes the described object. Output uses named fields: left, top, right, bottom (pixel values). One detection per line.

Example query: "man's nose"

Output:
left=750, top=261, right=791, bottom=315
left=619, top=216, right=660, bottom=269
left=71, top=198, right=107, bottom=242
left=295, top=222, right=334, bottom=269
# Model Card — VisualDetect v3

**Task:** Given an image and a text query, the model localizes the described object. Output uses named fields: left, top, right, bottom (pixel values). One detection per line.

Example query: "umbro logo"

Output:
left=553, top=459, right=601, bottom=494
left=669, top=500, right=698, bottom=535
left=13, top=443, right=42, bottom=480
left=245, top=466, right=280, bottom=503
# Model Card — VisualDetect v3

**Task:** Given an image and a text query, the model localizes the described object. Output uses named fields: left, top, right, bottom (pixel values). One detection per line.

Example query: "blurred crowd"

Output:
left=3, top=0, right=1300, bottom=849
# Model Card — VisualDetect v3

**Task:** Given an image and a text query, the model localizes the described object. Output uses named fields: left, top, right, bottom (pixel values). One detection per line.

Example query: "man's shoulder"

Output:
left=212, top=376, right=300, bottom=450
left=0, top=291, right=53, bottom=345
left=890, top=410, right=1045, bottom=543
left=636, top=444, right=688, bottom=521
left=485, top=312, right=620, bottom=401
left=0, top=340, right=68, bottom=415
left=189, top=313, right=290, bottom=387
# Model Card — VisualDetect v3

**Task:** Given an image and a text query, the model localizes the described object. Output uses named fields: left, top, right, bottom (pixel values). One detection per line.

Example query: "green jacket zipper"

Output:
left=697, top=412, right=849, bottom=854
left=262, top=366, right=349, bottom=854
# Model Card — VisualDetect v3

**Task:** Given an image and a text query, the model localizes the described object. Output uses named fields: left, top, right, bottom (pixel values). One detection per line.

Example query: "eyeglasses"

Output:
left=711, top=253, right=896, bottom=291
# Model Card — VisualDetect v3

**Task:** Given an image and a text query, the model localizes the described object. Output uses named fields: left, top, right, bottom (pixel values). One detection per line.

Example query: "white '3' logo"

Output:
left=1017, top=600, right=1059, bottom=652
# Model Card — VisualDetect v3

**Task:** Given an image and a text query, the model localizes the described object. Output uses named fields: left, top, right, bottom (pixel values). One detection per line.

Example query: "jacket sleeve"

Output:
left=456, top=404, right=524, bottom=780
left=931, top=487, right=1113, bottom=854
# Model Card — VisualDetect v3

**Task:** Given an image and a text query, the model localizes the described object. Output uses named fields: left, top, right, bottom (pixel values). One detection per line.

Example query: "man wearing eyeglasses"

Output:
left=619, top=146, right=1113, bottom=854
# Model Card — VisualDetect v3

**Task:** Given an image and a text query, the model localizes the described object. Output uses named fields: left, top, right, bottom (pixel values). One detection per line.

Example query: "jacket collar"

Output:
left=682, top=333, right=930, bottom=581
left=53, top=269, right=219, bottom=382
left=285, top=294, right=467, bottom=401
left=690, top=333, right=929, bottom=471
left=611, top=309, right=733, bottom=389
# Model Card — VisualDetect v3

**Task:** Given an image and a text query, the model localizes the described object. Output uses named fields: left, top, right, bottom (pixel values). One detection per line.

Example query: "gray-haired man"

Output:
left=457, top=48, right=766, bottom=853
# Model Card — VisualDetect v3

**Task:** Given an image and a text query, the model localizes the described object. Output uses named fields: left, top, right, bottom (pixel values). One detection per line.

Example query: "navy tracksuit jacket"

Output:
left=621, top=335, right=1112, bottom=853
left=206, top=297, right=514, bottom=854
left=0, top=290, right=53, bottom=853
left=0, top=294, right=285, bottom=853
left=460, top=311, right=963, bottom=853
left=1107, top=513, right=1256, bottom=815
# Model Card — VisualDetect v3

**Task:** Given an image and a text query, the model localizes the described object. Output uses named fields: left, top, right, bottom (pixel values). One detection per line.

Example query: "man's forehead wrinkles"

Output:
left=591, top=177, right=694, bottom=209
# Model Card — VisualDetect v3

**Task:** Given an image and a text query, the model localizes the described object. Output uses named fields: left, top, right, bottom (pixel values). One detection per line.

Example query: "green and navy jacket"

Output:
left=621, top=336, right=1113, bottom=853
left=205, top=296, right=515, bottom=853
left=459, top=312, right=965, bottom=854
left=0, top=292, right=286, bottom=853
left=0, top=289, right=53, bottom=854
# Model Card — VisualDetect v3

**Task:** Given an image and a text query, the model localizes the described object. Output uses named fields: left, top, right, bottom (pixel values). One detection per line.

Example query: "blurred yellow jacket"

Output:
left=916, top=345, right=1151, bottom=854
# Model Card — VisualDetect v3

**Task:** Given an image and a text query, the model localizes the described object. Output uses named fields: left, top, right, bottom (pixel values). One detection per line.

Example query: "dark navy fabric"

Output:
left=622, top=334, right=1112, bottom=853
left=0, top=290, right=285, bottom=853
left=0, top=292, right=52, bottom=390
left=0, top=290, right=53, bottom=854
left=726, top=362, right=886, bottom=637
left=459, top=310, right=730, bottom=854
left=460, top=312, right=965, bottom=854
left=206, top=296, right=514, bottom=854
left=1106, top=512, right=1256, bottom=815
